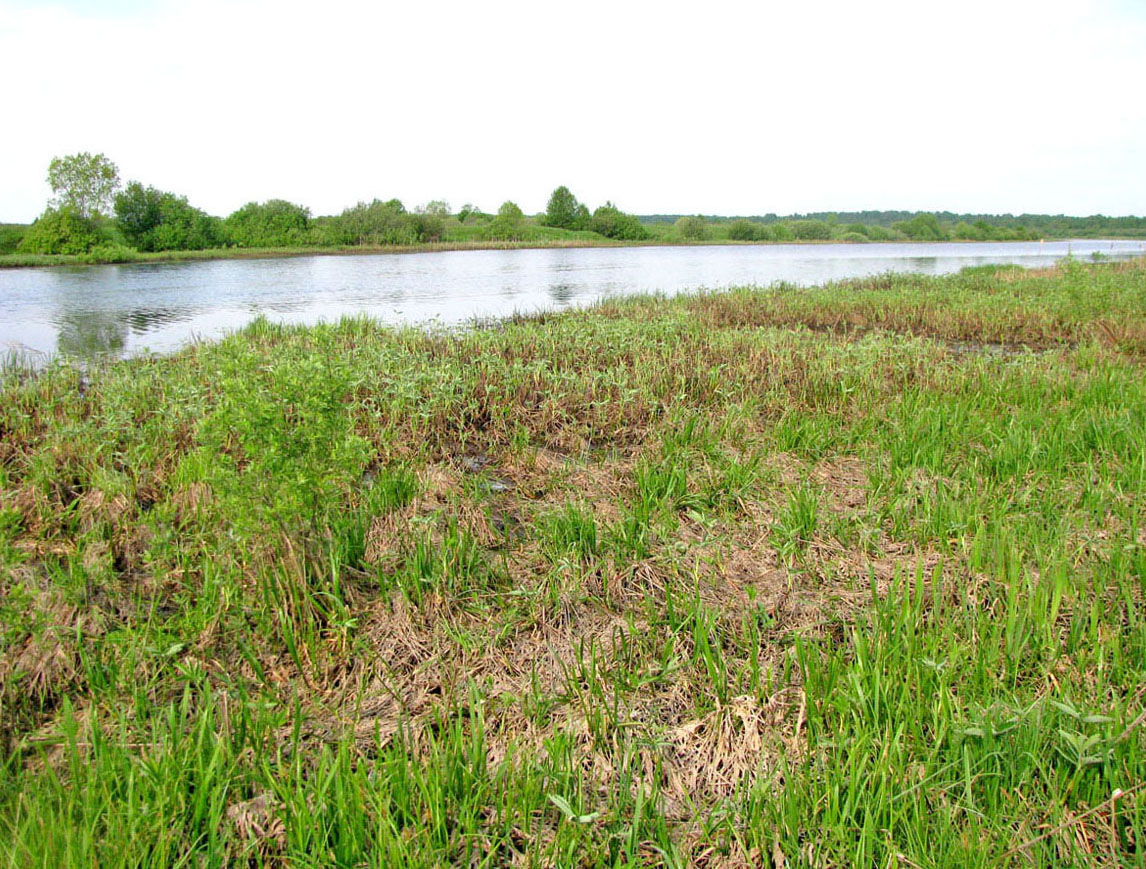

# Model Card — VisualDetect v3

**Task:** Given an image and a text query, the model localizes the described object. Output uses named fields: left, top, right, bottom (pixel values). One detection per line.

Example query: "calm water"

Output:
left=2, top=240, right=1143, bottom=361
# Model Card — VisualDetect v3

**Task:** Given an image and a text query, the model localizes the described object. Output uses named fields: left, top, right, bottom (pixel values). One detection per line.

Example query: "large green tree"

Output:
left=47, top=152, right=120, bottom=219
left=543, top=186, right=587, bottom=230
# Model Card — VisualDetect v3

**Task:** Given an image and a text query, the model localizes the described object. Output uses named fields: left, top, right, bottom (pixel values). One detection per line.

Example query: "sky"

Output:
left=1, top=0, right=1144, bottom=223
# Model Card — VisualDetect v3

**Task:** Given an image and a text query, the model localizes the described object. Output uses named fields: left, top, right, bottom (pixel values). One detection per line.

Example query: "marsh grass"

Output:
left=0, top=260, right=1145, bottom=864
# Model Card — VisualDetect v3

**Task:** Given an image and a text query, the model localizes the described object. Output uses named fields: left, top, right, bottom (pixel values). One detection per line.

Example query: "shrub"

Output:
left=80, top=243, right=137, bottom=264
left=225, top=199, right=311, bottom=247
left=589, top=203, right=648, bottom=241
left=770, top=222, right=794, bottom=242
left=839, top=232, right=869, bottom=243
left=332, top=199, right=416, bottom=246
left=0, top=225, right=25, bottom=255
left=675, top=216, right=711, bottom=241
left=727, top=219, right=764, bottom=241
left=115, top=182, right=223, bottom=251
left=407, top=211, right=444, bottom=242
left=484, top=201, right=526, bottom=241
left=18, top=206, right=102, bottom=255
left=791, top=219, right=833, bottom=241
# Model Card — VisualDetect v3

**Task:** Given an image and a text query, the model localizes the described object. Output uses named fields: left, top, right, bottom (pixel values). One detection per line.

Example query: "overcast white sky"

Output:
left=2, top=0, right=1144, bottom=223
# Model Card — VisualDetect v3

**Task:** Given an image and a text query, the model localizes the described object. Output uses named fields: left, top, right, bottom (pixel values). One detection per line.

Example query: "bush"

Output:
left=839, top=232, right=869, bottom=243
left=770, top=222, right=794, bottom=242
left=80, top=243, right=137, bottom=264
left=333, top=200, right=419, bottom=246
left=225, top=199, right=311, bottom=247
left=589, top=203, right=648, bottom=241
left=407, top=211, right=444, bottom=243
left=791, top=219, right=833, bottom=241
left=727, top=219, right=764, bottom=242
left=0, top=225, right=25, bottom=255
left=18, top=206, right=102, bottom=255
left=115, top=182, right=223, bottom=251
left=483, top=201, right=526, bottom=241
left=675, top=216, right=711, bottom=241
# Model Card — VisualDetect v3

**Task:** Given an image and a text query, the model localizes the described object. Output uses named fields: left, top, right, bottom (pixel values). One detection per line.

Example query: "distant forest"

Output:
left=640, top=211, right=1146, bottom=239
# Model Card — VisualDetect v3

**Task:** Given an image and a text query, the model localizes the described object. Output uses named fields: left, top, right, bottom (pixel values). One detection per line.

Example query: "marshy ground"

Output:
left=1, top=259, right=1144, bottom=865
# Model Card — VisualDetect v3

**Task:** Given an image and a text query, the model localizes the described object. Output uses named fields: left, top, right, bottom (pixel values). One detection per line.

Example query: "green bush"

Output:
left=114, top=182, right=223, bottom=251
left=791, top=219, right=833, bottom=241
left=333, top=200, right=417, bottom=246
left=17, top=206, right=102, bottom=255
left=483, top=201, right=526, bottom=241
left=839, top=232, right=869, bottom=243
left=589, top=203, right=648, bottom=241
left=80, top=243, right=137, bottom=264
left=770, top=222, right=794, bottom=242
left=727, top=219, right=764, bottom=242
left=675, top=216, right=711, bottom=241
left=0, top=225, right=25, bottom=255
left=224, top=199, right=311, bottom=247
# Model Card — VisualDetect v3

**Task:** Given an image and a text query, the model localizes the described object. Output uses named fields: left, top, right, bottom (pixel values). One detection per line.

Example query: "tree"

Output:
left=458, top=203, right=480, bottom=224
left=47, top=152, right=120, bottom=219
left=114, top=181, right=223, bottom=251
left=417, top=200, right=451, bottom=217
left=543, top=186, right=584, bottom=230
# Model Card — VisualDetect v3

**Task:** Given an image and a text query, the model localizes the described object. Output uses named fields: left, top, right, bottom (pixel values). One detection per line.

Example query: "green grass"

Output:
left=1, top=260, right=1145, bottom=864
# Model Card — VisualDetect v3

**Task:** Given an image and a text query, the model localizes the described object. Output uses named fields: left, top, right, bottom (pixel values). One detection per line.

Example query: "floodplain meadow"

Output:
left=0, top=258, right=1144, bottom=865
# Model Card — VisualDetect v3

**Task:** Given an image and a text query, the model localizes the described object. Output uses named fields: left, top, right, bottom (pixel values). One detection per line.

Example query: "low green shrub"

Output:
left=675, top=216, right=711, bottom=241
left=727, top=219, right=765, bottom=241
left=18, top=206, right=102, bottom=255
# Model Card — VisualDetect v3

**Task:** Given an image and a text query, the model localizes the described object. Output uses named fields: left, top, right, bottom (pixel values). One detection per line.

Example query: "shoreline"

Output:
left=3, top=235, right=1143, bottom=270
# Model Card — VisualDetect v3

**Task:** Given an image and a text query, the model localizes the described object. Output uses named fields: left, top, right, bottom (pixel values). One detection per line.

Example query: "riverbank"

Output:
left=3, top=233, right=1140, bottom=271
left=2, top=259, right=1144, bottom=864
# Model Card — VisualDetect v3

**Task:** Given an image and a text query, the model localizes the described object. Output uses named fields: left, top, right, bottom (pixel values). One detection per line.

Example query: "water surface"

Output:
left=2, top=240, right=1143, bottom=360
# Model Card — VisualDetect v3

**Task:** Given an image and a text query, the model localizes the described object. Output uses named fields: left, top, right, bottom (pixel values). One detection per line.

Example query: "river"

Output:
left=2, top=239, right=1143, bottom=360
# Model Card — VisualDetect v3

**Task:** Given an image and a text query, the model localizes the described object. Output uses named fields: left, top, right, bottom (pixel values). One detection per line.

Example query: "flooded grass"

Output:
left=1, top=260, right=1145, bottom=864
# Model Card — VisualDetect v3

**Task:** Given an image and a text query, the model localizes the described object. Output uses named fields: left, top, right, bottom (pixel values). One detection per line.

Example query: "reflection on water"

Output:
left=1, top=239, right=1143, bottom=361
left=548, top=283, right=576, bottom=304
left=56, top=310, right=128, bottom=358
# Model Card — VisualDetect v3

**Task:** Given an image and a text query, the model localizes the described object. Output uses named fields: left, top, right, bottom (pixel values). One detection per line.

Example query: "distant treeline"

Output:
left=642, top=211, right=1146, bottom=240
left=6, top=152, right=1145, bottom=261
left=8, top=158, right=653, bottom=258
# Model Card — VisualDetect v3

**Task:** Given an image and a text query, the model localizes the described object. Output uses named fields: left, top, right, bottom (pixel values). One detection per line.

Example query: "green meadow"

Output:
left=1, top=259, right=1144, bottom=865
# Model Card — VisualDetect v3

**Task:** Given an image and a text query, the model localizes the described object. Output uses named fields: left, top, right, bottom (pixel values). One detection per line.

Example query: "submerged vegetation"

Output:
left=1, top=259, right=1144, bottom=863
left=4, top=153, right=1146, bottom=268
